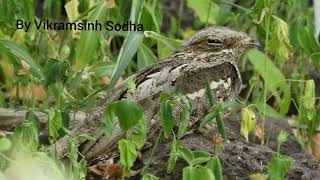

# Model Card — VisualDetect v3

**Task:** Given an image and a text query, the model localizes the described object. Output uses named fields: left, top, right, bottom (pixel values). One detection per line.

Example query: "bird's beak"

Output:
left=245, top=37, right=261, bottom=48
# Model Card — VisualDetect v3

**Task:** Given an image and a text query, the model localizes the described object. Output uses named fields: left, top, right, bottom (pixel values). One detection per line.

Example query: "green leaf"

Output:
left=101, top=108, right=117, bottom=137
left=118, top=139, right=138, bottom=171
left=303, top=80, right=315, bottom=109
left=68, top=136, right=79, bottom=165
left=160, top=99, right=174, bottom=138
left=0, top=40, right=44, bottom=80
left=144, top=31, right=182, bottom=59
left=206, top=81, right=215, bottom=107
left=127, top=116, right=147, bottom=149
left=44, top=59, right=70, bottom=87
left=65, top=0, right=80, bottom=22
left=107, top=100, right=144, bottom=132
left=107, top=0, right=145, bottom=92
left=240, top=108, right=256, bottom=142
left=0, top=138, right=12, bottom=152
left=144, top=31, right=181, bottom=49
left=167, top=138, right=178, bottom=174
left=206, top=157, right=223, bottom=180
left=247, top=49, right=291, bottom=115
left=13, top=122, right=39, bottom=151
left=137, top=43, right=157, bottom=70
left=199, top=111, right=216, bottom=128
left=25, top=110, right=41, bottom=131
left=74, top=1, right=107, bottom=71
left=142, top=173, right=160, bottom=180
left=177, top=107, right=191, bottom=138
left=267, top=16, right=292, bottom=63
left=48, top=108, right=63, bottom=143
left=187, top=0, right=220, bottom=25
left=183, top=166, right=215, bottom=180
left=277, top=130, right=288, bottom=152
left=268, top=153, right=293, bottom=180
left=214, top=102, right=227, bottom=142
left=107, top=32, right=144, bottom=92
left=177, top=146, right=194, bottom=165
left=0, top=91, right=4, bottom=107
left=129, top=0, right=145, bottom=24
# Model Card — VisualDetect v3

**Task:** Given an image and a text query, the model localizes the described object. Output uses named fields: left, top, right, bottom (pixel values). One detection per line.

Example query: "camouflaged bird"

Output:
left=55, top=27, right=259, bottom=160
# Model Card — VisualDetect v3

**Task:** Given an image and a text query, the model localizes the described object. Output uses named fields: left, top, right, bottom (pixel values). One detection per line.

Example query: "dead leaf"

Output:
left=255, top=124, right=263, bottom=141
left=106, top=0, right=116, bottom=8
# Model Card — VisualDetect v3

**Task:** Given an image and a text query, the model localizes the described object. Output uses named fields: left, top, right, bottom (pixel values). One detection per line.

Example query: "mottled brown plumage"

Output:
left=55, top=27, right=258, bottom=160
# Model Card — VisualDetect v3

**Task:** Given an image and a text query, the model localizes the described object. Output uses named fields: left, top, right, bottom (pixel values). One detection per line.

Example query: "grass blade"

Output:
left=107, top=0, right=145, bottom=92
left=247, top=49, right=291, bottom=115
left=0, top=40, right=44, bottom=80
left=137, top=43, right=157, bottom=69
left=74, top=0, right=106, bottom=71
left=107, top=32, right=144, bottom=92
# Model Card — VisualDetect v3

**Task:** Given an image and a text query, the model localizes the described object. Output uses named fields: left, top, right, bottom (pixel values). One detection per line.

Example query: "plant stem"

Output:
left=141, top=130, right=163, bottom=174
left=262, top=2, right=272, bottom=145
left=206, top=0, right=213, bottom=26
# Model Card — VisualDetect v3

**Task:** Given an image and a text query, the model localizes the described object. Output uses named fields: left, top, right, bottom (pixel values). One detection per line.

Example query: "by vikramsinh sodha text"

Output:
left=16, top=19, right=144, bottom=32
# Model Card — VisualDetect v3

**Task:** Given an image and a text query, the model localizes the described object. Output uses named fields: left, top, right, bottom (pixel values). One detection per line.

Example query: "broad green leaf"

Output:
left=268, top=153, right=293, bottom=180
left=25, top=110, right=41, bottom=131
left=107, top=100, right=144, bottom=132
left=127, top=116, right=147, bottom=149
left=144, top=31, right=182, bottom=59
left=65, top=0, right=80, bottom=22
left=240, top=108, right=256, bottom=142
left=206, top=157, right=223, bottom=180
left=137, top=43, right=157, bottom=69
left=160, top=99, right=174, bottom=138
left=76, top=158, right=87, bottom=180
left=74, top=1, right=106, bottom=71
left=255, top=102, right=283, bottom=119
left=78, top=133, right=96, bottom=141
left=187, top=0, right=220, bottom=25
left=177, top=107, right=191, bottom=138
left=107, top=32, right=144, bottom=92
left=183, top=166, right=215, bottom=180
left=247, top=49, right=291, bottom=115
left=303, top=80, right=315, bottom=109
left=190, top=151, right=211, bottom=165
left=44, top=59, right=70, bottom=87
left=167, top=138, right=178, bottom=174
left=0, top=138, right=12, bottom=152
left=0, top=40, right=44, bottom=79
left=267, top=16, right=292, bottom=63
left=48, top=108, right=63, bottom=143
left=177, top=146, right=194, bottom=165
left=65, top=0, right=81, bottom=38
left=68, top=137, right=79, bottom=165
left=13, top=122, right=39, bottom=151
left=299, top=79, right=317, bottom=133
left=118, top=139, right=138, bottom=172
left=101, top=108, right=117, bottom=137
left=142, top=173, right=159, bottom=180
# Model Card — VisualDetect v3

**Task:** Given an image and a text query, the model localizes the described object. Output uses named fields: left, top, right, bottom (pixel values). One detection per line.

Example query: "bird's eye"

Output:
left=207, top=38, right=222, bottom=45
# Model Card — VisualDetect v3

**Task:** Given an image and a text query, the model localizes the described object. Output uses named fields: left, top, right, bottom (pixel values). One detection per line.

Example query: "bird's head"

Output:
left=174, top=27, right=260, bottom=63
